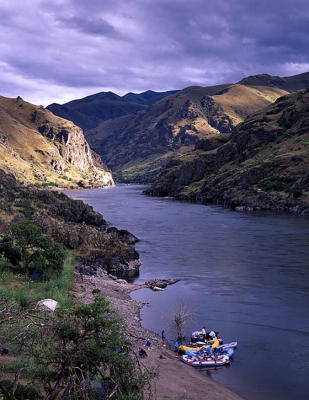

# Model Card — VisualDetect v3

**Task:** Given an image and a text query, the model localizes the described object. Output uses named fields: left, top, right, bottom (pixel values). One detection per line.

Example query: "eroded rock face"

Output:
left=0, top=96, right=114, bottom=187
left=33, top=109, right=114, bottom=184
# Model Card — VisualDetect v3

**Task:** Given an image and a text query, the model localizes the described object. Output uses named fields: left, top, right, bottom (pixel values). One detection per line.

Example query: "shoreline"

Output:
left=73, top=268, right=243, bottom=400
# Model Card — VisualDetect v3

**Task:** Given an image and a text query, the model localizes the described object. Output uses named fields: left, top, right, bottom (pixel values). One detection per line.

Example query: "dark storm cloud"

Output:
left=57, top=16, right=123, bottom=38
left=0, top=0, right=308, bottom=105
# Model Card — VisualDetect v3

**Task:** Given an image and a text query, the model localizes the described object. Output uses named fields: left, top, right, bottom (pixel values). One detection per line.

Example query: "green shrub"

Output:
left=261, top=176, right=303, bottom=198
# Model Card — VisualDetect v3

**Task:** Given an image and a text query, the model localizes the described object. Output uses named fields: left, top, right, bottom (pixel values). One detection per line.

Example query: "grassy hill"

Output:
left=146, top=88, right=309, bottom=213
left=0, top=95, right=114, bottom=188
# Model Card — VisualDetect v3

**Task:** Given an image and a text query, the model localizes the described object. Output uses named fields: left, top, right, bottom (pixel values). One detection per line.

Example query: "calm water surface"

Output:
left=68, top=185, right=309, bottom=400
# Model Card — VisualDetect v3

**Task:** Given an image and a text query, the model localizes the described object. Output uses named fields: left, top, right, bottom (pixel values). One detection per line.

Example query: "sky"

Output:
left=1, top=0, right=309, bottom=106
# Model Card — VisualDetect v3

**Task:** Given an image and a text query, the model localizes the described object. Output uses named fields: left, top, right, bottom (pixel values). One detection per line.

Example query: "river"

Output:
left=68, top=184, right=309, bottom=400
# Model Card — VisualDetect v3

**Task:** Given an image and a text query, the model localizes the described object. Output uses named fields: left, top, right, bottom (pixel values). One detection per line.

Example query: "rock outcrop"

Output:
left=0, top=95, right=114, bottom=187
left=145, top=278, right=180, bottom=290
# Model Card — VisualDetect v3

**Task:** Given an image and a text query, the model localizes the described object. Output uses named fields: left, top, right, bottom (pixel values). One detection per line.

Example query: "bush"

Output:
left=261, top=176, right=304, bottom=199
left=7, top=210, right=66, bottom=279
left=289, top=187, right=303, bottom=198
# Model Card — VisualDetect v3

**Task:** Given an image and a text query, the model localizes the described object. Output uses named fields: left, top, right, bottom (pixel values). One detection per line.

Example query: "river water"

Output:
left=68, top=185, right=309, bottom=400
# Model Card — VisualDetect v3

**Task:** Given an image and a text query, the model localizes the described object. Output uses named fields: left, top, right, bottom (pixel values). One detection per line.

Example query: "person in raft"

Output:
left=161, top=330, right=167, bottom=345
left=201, top=326, right=207, bottom=340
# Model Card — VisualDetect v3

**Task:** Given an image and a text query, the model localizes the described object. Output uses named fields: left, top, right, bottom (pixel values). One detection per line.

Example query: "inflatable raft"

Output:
left=216, top=341, right=238, bottom=350
left=179, top=338, right=220, bottom=354
left=181, top=354, right=230, bottom=367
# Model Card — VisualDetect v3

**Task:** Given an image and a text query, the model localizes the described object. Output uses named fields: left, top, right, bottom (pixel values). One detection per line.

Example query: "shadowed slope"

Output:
left=147, top=88, right=309, bottom=213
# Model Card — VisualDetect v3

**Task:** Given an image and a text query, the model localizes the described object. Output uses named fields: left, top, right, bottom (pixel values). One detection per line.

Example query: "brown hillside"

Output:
left=0, top=96, right=114, bottom=187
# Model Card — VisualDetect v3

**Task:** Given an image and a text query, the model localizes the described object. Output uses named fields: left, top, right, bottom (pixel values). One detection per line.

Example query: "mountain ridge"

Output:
left=47, top=89, right=179, bottom=131
left=47, top=71, right=309, bottom=183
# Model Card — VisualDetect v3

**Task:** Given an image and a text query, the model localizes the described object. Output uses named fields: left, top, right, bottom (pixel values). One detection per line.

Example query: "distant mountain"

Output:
left=0, top=95, right=114, bottom=187
left=146, top=88, right=309, bottom=213
left=47, top=71, right=309, bottom=183
left=123, top=89, right=179, bottom=105
left=47, top=89, right=179, bottom=131
left=86, top=81, right=290, bottom=182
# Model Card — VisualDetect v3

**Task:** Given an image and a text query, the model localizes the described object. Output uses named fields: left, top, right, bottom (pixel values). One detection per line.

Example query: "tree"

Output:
left=167, top=304, right=194, bottom=343
left=8, top=218, right=65, bottom=279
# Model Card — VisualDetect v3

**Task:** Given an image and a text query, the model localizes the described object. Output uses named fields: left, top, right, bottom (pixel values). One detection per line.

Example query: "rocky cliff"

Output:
left=85, top=72, right=309, bottom=182
left=146, top=89, right=309, bottom=213
left=0, top=95, right=114, bottom=187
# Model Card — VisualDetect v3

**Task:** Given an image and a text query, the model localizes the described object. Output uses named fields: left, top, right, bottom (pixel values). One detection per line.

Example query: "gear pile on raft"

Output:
left=177, top=328, right=237, bottom=368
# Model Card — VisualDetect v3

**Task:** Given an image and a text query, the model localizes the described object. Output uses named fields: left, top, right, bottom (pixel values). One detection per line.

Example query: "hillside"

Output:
left=47, top=89, right=178, bottom=131
left=86, top=81, right=289, bottom=181
left=0, top=95, right=114, bottom=187
left=146, top=89, right=309, bottom=213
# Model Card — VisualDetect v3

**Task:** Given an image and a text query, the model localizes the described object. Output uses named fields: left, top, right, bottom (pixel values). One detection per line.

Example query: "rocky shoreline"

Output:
left=144, top=188, right=309, bottom=215
left=73, top=268, right=242, bottom=400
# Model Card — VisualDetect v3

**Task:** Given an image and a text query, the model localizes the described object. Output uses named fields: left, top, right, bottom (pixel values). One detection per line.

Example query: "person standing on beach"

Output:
left=161, top=330, right=167, bottom=345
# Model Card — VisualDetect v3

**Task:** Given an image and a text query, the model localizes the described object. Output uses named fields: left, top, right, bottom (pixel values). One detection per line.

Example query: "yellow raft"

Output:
left=179, top=338, right=220, bottom=353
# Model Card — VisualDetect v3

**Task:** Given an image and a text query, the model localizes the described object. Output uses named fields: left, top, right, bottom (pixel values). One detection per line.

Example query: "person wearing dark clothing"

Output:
left=139, top=348, right=148, bottom=358
left=161, top=330, right=167, bottom=345
left=174, top=341, right=180, bottom=353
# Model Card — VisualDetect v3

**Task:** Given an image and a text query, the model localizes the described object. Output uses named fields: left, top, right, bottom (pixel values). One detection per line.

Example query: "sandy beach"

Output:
left=73, top=269, right=243, bottom=400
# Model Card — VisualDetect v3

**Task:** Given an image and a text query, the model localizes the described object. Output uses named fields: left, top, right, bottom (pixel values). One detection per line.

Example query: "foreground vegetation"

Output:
left=0, top=230, right=150, bottom=399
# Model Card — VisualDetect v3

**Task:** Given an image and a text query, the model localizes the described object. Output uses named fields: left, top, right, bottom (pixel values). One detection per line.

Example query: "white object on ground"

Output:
left=36, top=299, right=59, bottom=313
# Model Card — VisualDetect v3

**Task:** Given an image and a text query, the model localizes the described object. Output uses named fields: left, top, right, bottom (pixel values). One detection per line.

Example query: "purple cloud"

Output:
left=0, top=0, right=308, bottom=105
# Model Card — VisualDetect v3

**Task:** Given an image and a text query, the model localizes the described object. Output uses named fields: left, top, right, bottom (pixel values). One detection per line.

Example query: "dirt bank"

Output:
left=73, top=269, right=243, bottom=400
